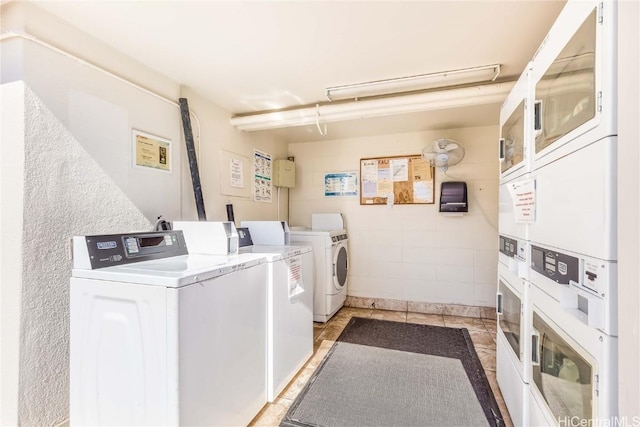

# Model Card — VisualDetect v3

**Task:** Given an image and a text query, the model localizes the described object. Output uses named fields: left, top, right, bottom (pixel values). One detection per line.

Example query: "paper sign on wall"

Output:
left=253, top=149, right=272, bottom=203
left=324, top=172, right=358, bottom=197
left=507, top=179, right=536, bottom=223
left=230, top=158, right=244, bottom=188
left=133, top=130, right=171, bottom=172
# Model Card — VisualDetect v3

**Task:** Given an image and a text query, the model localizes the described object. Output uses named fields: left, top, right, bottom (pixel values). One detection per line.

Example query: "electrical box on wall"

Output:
left=273, top=159, right=296, bottom=188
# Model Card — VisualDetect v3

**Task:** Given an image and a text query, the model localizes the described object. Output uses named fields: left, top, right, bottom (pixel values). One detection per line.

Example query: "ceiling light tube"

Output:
left=325, top=64, right=501, bottom=101
left=230, top=81, right=514, bottom=131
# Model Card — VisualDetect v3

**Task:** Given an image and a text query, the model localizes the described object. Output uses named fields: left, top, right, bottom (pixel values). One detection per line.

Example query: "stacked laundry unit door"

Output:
left=496, top=62, right=533, bottom=427
left=528, top=0, right=619, bottom=425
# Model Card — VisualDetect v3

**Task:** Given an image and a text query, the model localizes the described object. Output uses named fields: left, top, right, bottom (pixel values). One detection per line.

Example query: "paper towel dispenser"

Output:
left=440, top=181, right=468, bottom=213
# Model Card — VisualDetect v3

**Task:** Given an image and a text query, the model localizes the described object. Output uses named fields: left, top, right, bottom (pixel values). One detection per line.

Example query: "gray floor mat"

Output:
left=281, top=317, right=504, bottom=427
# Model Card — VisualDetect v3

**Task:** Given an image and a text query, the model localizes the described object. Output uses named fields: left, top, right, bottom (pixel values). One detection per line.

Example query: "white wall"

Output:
left=0, top=3, right=288, bottom=425
left=0, top=82, right=26, bottom=427
left=289, top=126, right=499, bottom=307
left=617, top=0, right=640, bottom=418
left=180, top=87, right=289, bottom=224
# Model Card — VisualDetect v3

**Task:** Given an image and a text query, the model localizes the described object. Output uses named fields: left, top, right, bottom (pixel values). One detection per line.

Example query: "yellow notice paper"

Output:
left=134, top=131, right=171, bottom=172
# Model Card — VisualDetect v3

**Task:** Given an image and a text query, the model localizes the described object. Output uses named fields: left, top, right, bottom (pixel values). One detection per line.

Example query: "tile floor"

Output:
left=249, top=307, right=514, bottom=427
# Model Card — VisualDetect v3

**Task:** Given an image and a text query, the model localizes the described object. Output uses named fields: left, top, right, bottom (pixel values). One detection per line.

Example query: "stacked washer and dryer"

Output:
left=290, top=213, right=349, bottom=323
left=497, top=1, right=618, bottom=425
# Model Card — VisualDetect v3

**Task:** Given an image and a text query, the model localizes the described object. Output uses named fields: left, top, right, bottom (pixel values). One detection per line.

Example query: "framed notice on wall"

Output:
left=132, top=130, right=172, bottom=172
left=360, top=155, right=434, bottom=205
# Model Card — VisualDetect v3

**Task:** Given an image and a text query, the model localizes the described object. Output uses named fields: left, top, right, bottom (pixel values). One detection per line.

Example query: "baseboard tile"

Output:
left=345, top=295, right=496, bottom=320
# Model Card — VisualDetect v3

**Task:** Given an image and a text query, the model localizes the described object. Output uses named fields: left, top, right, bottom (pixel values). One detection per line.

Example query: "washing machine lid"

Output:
left=289, top=228, right=346, bottom=237
left=239, top=244, right=312, bottom=261
left=72, top=253, right=266, bottom=288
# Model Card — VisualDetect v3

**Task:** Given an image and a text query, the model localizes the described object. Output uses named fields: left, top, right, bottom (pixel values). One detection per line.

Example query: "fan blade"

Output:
left=445, top=143, right=459, bottom=151
left=422, top=151, right=437, bottom=160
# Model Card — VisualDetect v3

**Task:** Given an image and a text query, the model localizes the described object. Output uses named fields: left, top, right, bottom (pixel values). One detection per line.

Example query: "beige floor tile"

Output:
left=334, top=306, right=373, bottom=318
left=313, top=338, right=335, bottom=352
left=475, top=347, right=497, bottom=372
left=483, top=318, right=497, bottom=333
left=304, top=342, right=332, bottom=370
left=317, top=323, right=346, bottom=341
left=370, top=310, right=407, bottom=322
left=469, top=330, right=497, bottom=350
left=312, top=327, right=324, bottom=341
left=281, top=366, right=315, bottom=400
left=313, top=321, right=326, bottom=330
left=326, top=315, right=352, bottom=329
left=485, top=371, right=514, bottom=427
left=249, top=397, right=293, bottom=426
left=406, top=312, right=445, bottom=327
left=489, top=330, right=497, bottom=344
left=443, top=315, right=488, bottom=331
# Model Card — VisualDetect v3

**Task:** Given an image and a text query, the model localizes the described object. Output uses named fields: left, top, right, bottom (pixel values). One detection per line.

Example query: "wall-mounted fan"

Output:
left=422, top=138, right=465, bottom=171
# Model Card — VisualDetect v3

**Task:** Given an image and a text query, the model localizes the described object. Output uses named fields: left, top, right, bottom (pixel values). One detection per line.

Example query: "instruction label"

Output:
left=287, top=255, right=303, bottom=298
left=508, top=179, right=536, bottom=223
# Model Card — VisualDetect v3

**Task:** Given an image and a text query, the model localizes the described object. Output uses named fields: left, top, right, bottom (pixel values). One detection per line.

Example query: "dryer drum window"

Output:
left=334, top=247, right=348, bottom=289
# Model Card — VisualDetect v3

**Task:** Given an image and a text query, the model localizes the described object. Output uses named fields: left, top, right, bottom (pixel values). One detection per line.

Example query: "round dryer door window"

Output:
left=333, top=243, right=348, bottom=291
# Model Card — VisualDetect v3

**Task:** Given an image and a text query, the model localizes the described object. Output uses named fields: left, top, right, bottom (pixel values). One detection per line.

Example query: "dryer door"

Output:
left=332, top=241, right=348, bottom=291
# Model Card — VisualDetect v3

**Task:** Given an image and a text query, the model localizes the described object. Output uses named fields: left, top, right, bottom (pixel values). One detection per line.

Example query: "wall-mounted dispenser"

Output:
left=439, top=181, right=468, bottom=213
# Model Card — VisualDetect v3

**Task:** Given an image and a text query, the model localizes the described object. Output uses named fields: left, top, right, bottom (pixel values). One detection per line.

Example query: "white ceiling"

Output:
left=31, top=0, right=565, bottom=143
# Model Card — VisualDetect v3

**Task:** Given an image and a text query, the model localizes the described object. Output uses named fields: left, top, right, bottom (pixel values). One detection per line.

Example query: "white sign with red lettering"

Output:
left=508, top=179, right=536, bottom=223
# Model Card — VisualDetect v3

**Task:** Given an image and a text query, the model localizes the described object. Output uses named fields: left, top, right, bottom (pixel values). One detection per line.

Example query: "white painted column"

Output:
left=0, top=81, right=26, bottom=427
left=617, top=0, right=640, bottom=418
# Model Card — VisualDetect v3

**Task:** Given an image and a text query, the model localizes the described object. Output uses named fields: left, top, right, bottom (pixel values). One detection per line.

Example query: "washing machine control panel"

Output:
left=79, top=231, right=188, bottom=269
left=331, top=233, right=348, bottom=242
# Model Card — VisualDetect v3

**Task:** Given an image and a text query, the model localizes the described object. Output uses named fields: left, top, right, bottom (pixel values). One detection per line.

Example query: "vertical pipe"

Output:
left=179, top=98, right=206, bottom=220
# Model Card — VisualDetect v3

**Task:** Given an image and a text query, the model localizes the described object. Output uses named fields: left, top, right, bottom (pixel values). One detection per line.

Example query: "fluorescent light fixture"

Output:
left=325, top=64, right=501, bottom=101
left=230, top=80, right=514, bottom=132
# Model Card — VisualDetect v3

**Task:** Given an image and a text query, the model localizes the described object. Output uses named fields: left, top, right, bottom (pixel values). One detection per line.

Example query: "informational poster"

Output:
left=324, top=172, right=358, bottom=197
left=507, top=178, right=536, bottom=223
left=230, top=158, right=244, bottom=188
left=132, top=130, right=171, bottom=172
left=287, top=255, right=303, bottom=298
left=253, top=149, right=272, bottom=203
left=360, top=155, right=434, bottom=205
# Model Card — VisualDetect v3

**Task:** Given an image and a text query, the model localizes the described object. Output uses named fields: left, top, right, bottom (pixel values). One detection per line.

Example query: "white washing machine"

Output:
left=240, top=244, right=314, bottom=402
left=289, top=229, right=348, bottom=323
left=70, top=230, right=268, bottom=426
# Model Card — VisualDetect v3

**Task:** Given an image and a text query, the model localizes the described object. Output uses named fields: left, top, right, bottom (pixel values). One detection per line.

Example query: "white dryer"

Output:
left=70, top=230, right=268, bottom=426
left=240, top=244, right=314, bottom=402
left=289, top=229, right=348, bottom=323
left=496, top=235, right=531, bottom=426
